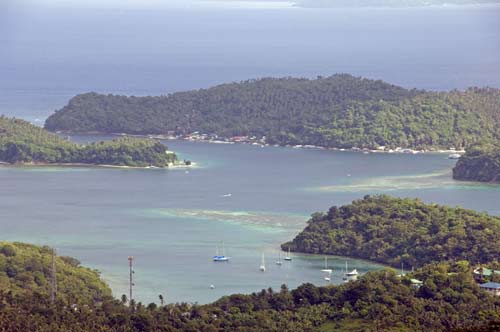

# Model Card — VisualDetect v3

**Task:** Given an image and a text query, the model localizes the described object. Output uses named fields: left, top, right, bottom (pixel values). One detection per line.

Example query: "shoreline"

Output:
left=57, top=130, right=466, bottom=155
left=0, top=161, right=196, bottom=170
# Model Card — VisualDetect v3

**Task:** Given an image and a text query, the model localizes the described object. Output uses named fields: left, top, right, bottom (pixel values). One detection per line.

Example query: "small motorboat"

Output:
left=345, top=268, right=358, bottom=276
left=344, top=261, right=359, bottom=277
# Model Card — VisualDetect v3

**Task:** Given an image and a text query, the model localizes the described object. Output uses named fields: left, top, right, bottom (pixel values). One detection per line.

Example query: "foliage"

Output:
left=0, top=116, right=177, bottom=167
left=0, top=242, right=111, bottom=304
left=282, top=195, right=500, bottom=268
left=453, top=143, right=500, bottom=182
left=44, top=74, right=500, bottom=149
left=0, top=260, right=498, bottom=331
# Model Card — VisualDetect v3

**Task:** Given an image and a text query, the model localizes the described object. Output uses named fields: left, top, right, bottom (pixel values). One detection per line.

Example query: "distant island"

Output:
left=282, top=195, right=500, bottom=268
left=453, top=143, right=500, bottom=182
left=294, top=0, right=500, bottom=8
left=0, top=116, right=182, bottom=168
left=44, top=74, right=500, bottom=152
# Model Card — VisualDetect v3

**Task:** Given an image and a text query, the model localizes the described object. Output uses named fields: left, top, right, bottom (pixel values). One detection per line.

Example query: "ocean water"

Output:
left=1, top=136, right=500, bottom=303
left=1, top=4, right=500, bottom=122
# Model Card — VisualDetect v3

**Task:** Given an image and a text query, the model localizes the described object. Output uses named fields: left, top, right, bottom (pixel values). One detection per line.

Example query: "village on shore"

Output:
left=130, top=131, right=466, bottom=155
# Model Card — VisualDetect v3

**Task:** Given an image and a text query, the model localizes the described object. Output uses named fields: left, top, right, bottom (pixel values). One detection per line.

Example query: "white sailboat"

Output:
left=276, top=252, right=282, bottom=265
left=259, top=252, right=266, bottom=272
left=344, top=261, right=358, bottom=276
left=284, top=247, right=292, bottom=261
left=321, top=256, right=333, bottom=274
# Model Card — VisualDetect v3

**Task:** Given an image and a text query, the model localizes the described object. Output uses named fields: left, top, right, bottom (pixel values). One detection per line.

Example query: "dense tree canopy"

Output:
left=0, top=116, right=178, bottom=167
left=0, top=259, right=498, bottom=331
left=453, top=143, right=500, bottom=182
left=0, top=242, right=111, bottom=304
left=44, top=74, right=500, bottom=150
left=282, top=195, right=500, bottom=268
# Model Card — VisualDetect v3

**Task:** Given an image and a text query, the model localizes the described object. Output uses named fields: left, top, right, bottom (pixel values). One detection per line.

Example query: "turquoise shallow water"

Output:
left=1, top=135, right=500, bottom=304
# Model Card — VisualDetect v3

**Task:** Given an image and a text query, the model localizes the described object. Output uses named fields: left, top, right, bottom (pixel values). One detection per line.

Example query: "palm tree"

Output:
left=159, top=294, right=164, bottom=306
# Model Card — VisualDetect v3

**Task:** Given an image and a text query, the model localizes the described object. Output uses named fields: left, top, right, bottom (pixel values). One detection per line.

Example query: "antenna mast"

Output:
left=50, top=248, right=57, bottom=305
left=128, top=256, right=134, bottom=303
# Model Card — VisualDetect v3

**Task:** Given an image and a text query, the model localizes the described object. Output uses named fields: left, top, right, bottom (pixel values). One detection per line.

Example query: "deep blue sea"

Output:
left=1, top=3, right=500, bottom=123
left=1, top=3, right=500, bottom=304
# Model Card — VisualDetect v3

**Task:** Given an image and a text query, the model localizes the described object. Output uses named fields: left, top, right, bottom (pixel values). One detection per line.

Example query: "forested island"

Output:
left=295, top=0, right=500, bottom=8
left=44, top=74, right=500, bottom=151
left=1, top=241, right=499, bottom=331
left=0, top=116, right=179, bottom=167
left=453, top=143, right=500, bottom=182
left=282, top=195, right=500, bottom=268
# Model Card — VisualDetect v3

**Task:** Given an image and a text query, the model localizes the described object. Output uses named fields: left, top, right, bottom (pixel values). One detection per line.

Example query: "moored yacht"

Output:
left=260, top=252, right=266, bottom=272
left=320, top=256, right=332, bottom=274
left=213, top=241, right=230, bottom=262
left=284, top=247, right=292, bottom=261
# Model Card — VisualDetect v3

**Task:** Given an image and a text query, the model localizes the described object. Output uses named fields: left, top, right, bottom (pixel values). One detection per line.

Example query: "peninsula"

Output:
left=453, top=143, right=500, bottom=182
left=282, top=195, right=500, bottom=268
left=0, top=116, right=180, bottom=168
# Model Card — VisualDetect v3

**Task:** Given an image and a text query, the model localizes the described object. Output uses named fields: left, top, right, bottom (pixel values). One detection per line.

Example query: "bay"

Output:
left=1, top=136, right=499, bottom=303
left=2, top=2, right=500, bottom=304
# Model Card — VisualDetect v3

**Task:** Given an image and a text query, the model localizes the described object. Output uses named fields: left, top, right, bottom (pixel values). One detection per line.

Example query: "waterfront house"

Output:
left=473, top=267, right=500, bottom=282
left=410, top=279, right=423, bottom=289
left=479, top=282, right=500, bottom=296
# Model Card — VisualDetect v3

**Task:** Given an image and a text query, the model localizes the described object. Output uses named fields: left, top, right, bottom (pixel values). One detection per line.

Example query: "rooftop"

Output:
left=479, top=282, right=500, bottom=289
left=473, top=268, right=500, bottom=276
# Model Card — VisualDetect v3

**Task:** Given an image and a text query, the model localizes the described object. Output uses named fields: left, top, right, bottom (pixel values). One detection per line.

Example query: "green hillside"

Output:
left=1, top=259, right=499, bottom=331
left=0, top=116, right=178, bottom=167
left=0, top=242, right=111, bottom=304
left=282, top=195, right=500, bottom=268
left=453, top=143, right=500, bottom=182
left=44, top=75, right=500, bottom=150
